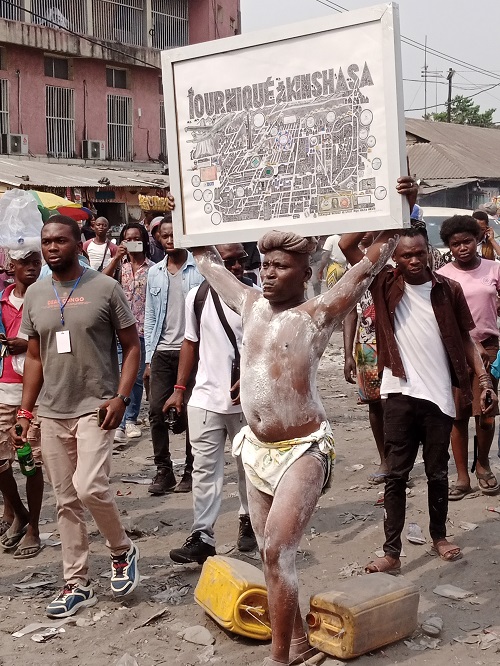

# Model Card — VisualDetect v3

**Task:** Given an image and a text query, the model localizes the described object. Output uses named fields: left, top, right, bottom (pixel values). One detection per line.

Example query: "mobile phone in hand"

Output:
left=126, top=240, right=143, bottom=253
left=96, top=407, right=107, bottom=427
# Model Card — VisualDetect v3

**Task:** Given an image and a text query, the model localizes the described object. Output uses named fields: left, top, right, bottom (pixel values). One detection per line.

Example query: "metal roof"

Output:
left=0, top=157, right=170, bottom=190
left=406, top=118, right=500, bottom=180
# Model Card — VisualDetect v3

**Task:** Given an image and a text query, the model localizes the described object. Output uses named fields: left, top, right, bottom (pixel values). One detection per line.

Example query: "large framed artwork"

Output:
left=162, top=3, right=409, bottom=247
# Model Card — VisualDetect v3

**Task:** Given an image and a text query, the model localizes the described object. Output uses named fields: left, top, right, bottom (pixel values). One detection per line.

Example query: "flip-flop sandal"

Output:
left=448, top=484, right=472, bottom=501
left=475, top=470, right=500, bottom=495
left=13, top=542, right=45, bottom=560
left=0, top=525, right=28, bottom=551
left=431, top=540, right=462, bottom=562
left=364, top=556, right=401, bottom=575
left=0, top=519, right=12, bottom=536
left=367, top=472, right=387, bottom=485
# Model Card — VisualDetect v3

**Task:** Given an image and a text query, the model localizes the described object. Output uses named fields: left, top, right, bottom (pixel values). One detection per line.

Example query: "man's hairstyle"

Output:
left=118, top=222, right=151, bottom=259
left=158, top=213, right=174, bottom=234
left=439, top=215, right=480, bottom=246
left=258, top=230, right=317, bottom=255
left=399, top=227, right=428, bottom=242
left=43, top=214, right=81, bottom=242
left=472, top=210, right=489, bottom=224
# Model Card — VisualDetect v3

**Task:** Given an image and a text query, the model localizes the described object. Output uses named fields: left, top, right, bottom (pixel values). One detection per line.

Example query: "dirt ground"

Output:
left=1, top=332, right=500, bottom=665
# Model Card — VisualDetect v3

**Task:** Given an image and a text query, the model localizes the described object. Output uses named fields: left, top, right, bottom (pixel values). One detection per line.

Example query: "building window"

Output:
left=217, top=4, right=223, bottom=23
left=93, top=0, right=144, bottom=47
left=44, top=56, right=70, bottom=80
left=158, top=76, right=163, bottom=95
left=46, top=85, right=75, bottom=158
left=0, top=80, right=9, bottom=136
left=159, top=100, right=167, bottom=161
left=107, top=94, right=133, bottom=161
left=32, top=0, right=87, bottom=33
left=230, top=17, right=235, bottom=32
left=0, top=48, right=6, bottom=71
left=151, top=0, right=189, bottom=50
left=106, top=67, right=128, bottom=89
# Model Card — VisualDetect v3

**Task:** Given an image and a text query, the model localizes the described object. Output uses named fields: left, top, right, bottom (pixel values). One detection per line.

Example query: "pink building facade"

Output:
left=0, top=0, right=240, bottom=163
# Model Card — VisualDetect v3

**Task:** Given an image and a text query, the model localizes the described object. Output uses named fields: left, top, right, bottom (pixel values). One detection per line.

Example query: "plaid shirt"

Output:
left=120, top=258, right=154, bottom=337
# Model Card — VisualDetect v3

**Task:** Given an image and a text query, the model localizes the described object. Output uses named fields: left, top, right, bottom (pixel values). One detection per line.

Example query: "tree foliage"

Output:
left=429, top=95, right=496, bottom=127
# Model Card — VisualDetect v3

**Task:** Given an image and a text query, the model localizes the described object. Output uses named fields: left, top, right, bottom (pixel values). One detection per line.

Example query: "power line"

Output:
left=2, top=0, right=160, bottom=70
left=314, top=0, right=500, bottom=83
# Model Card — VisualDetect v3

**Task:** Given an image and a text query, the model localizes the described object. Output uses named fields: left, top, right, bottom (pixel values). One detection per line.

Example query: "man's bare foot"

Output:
left=365, top=555, right=401, bottom=574
left=431, top=539, right=462, bottom=562
left=13, top=533, right=44, bottom=559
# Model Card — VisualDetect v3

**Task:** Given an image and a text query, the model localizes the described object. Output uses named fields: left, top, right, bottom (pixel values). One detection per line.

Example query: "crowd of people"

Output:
left=0, top=179, right=499, bottom=666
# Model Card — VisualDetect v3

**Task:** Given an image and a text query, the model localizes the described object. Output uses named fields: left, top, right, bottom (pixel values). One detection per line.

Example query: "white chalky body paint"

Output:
left=194, top=238, right=396, bottom=442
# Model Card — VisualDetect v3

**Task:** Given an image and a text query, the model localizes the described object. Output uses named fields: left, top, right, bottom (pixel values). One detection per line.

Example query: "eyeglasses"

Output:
left=223, top=254, right=248, bottom=268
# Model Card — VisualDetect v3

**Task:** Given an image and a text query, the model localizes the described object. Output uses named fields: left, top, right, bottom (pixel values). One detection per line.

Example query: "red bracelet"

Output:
left=17, top=408, right=34, bottom=422
left=174, top=385, right=186, bottom=391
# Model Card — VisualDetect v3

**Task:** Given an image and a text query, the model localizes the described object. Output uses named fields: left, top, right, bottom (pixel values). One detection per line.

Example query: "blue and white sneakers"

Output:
left=110, top=542, right=140, bottom=596
left=46, top=582, right=97, bottom=618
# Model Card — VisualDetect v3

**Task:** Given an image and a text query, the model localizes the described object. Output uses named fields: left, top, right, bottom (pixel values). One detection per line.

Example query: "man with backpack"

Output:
left=165, top=243, right=257, bottom=563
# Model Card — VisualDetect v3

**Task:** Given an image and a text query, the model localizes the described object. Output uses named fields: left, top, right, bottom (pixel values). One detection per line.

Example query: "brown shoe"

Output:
left=174, top=472, right=192, bottom=493
left=148, top=469, right=177, bottom=495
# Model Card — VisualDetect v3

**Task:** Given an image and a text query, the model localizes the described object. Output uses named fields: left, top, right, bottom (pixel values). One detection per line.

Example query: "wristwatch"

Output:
left=115, top=393, right=131, bottom=406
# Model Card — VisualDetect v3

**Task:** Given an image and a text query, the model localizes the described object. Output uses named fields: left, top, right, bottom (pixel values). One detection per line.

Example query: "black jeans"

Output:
left=149, top=349, right=195, bottom=473
left=383, top=394, right=453, bottom=558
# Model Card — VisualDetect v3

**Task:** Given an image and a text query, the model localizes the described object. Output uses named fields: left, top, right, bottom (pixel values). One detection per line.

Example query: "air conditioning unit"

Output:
left=82, top=140, right=106, bottom=160
left=1, top=134, right=29, bottom=155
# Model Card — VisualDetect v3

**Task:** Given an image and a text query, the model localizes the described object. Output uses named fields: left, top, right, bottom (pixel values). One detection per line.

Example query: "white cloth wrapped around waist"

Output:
left=232, top=421, right=335, bottom=456
left=232, top=421, right=335, bottom=497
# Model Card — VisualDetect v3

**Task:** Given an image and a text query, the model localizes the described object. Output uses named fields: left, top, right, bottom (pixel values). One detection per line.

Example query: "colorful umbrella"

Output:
left=28, top=191, right=92, bottom=223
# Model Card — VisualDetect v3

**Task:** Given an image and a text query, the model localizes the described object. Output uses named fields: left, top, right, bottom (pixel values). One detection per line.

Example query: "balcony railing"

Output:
left=2, top=0, right=189, bottom=50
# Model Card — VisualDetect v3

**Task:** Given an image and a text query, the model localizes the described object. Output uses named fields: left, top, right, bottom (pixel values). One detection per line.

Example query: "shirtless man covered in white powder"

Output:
left=180, top=176, right=416, bottom=666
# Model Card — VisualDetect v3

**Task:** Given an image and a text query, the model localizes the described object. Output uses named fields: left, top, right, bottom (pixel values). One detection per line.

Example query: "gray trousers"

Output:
left=187, top=406, right=249, bottom=546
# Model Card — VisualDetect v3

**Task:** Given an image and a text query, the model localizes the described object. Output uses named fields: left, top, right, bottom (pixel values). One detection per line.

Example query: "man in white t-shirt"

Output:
left=165, top=244, right=257, bottom=563
left=83, top=217, right=117, bottom=271
left=340, top=227, right=497, bottom=574
left=318, top=233, right=348, bottom=288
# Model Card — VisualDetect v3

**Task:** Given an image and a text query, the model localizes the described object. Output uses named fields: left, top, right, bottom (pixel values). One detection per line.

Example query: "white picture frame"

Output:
left=162, top=2, right=408, bottom=247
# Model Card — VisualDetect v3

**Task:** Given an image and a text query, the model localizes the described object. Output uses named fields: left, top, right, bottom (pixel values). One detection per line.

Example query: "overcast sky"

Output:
left=240, top=0, right=500, bottom=123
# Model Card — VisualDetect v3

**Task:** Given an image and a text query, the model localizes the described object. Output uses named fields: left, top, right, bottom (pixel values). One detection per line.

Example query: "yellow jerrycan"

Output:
left=306, top=573, right=419, bottom=659
left=194, top=555, right=272, bottom=640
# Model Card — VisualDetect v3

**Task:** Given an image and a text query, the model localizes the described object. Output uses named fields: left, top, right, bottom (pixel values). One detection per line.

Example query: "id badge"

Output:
left=56, top=330, right=71, bottom=354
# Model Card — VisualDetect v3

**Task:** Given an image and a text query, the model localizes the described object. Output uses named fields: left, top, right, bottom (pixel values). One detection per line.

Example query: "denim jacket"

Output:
left=144, top=252, right=203, bottom=363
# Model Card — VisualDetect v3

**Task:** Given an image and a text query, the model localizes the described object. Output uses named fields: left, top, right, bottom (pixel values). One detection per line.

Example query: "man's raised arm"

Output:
left=191, top=246, right=255, bottom=315
left=309, top=176, right=418, bottom=325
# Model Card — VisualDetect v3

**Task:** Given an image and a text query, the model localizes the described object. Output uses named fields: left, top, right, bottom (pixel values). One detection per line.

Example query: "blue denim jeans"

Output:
left=117, top=336, right=146, bottom=429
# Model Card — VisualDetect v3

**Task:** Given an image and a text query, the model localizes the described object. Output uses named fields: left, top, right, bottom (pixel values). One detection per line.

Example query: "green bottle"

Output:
left=15, top=424, right=36, bottom=477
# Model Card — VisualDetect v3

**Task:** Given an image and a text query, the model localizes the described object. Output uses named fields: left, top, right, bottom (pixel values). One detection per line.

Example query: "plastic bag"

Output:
left=0, top=189, right=43, bottom=254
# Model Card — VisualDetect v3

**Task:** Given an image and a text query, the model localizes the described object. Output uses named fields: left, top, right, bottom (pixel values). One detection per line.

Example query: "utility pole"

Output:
left=423, top=36, right=428, bottom=119
left=446, top=68, right=455, bottom=123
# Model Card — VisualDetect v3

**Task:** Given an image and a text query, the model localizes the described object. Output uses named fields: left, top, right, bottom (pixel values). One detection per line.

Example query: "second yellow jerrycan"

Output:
left=194, top=555, right=272, bottom=640
left=306, top=572, right=419, bottom=659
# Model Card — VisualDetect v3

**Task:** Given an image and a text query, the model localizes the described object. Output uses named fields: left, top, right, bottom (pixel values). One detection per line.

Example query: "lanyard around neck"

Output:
left=52, top=269, right=86, bottom=326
